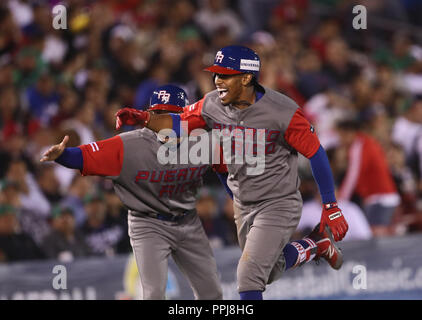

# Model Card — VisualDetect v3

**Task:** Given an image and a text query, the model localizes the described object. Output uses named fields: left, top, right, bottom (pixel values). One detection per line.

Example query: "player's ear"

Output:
left=241, top=74, right=253, bottom=86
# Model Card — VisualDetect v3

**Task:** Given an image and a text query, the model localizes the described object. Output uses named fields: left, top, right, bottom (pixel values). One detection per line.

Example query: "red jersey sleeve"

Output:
left=79, top=136, right=124, bottom=177
left=284, top=108, right=320, bottom=158
left=180, top=98, right=207, bottom=134
left=212, top=144, right=228, bottom=173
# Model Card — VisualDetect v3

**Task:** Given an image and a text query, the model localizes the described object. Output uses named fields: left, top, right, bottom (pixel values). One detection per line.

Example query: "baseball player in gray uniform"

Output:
left=40, top=85, right=225, bottom=300
left=115, top=46, right=349, bottom=300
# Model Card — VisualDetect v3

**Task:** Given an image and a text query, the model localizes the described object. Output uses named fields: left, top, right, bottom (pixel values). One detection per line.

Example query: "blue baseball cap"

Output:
left=204, top=45, right=260, bottom=79
left=148, top=84, right=189, bottom=113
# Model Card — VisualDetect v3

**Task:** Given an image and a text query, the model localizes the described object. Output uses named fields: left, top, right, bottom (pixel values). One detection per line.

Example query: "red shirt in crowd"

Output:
left=339, top=133, right=397, bottom=202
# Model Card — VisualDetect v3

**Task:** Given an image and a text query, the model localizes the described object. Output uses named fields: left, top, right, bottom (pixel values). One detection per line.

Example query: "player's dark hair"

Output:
left=249, top=75, right=259, bottom=88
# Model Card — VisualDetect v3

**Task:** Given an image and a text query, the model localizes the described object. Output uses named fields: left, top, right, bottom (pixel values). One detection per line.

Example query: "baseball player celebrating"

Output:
left=115, top=46, right=349, bottom=300
left=40, top=85, right=225, bottom=300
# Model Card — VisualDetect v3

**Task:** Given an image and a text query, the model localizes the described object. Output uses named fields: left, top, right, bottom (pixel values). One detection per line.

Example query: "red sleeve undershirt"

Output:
left=179, top=98, right=208, bottom=134
left=79, top=135, right=124, bottom=177
left=212, top=144, right=228, bottom=173
left=284, top=108, right=320, bottom=158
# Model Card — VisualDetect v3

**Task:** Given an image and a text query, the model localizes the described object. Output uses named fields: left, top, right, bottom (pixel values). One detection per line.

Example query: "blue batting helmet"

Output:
left=204, top=45, right=260, bottom=79
left=148, top=84, right=189, bottom=113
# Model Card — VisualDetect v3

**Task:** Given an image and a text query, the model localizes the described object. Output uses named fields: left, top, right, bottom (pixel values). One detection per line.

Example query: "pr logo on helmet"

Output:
left=158, top=90, right=171, bottom=104
left=215, top=51, right=224, bottom=63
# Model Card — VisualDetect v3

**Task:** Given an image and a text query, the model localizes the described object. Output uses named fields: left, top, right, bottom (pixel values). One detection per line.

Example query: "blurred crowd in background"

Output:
left=1, top=0, right=422, bottom=264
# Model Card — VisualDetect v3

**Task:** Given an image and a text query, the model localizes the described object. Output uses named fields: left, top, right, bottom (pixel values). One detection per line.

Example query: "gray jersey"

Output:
left=79, top=128, right=221, bottom=217
left=181, top=86, right=320, bottom=206
left=179, top=86, right=321, bottom=294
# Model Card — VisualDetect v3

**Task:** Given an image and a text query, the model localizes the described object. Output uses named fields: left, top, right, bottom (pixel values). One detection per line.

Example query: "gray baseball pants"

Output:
left=128, top=212, right=223, bottom=300
left=233, top=193, right=302, bottom=292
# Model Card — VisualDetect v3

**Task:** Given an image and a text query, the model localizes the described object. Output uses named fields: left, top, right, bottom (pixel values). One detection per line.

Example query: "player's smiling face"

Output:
left=214, top=73, right=247, bottom=106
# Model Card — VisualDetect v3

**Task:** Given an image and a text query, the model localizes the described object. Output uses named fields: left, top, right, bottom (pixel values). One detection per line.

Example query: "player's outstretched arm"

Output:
left=309, top=145, right=349, bottom=241
left=115, top=108, right=173, bottom=132
left=40, top=135, right=69, bottom=162
left=40, top=135, right=123, bottom=176
left=115, top=100, right=207, bottom=135
left=283, top=107, right=348, bottom=241
left=40, top=135, right=83, bottom=170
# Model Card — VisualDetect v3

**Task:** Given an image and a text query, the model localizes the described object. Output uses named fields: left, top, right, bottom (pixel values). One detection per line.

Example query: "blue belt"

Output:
left=131, top=210, right=195, bottom=222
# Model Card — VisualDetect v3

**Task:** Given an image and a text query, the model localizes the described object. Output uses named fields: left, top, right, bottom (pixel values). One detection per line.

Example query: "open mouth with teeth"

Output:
left=217, top=88, right=228, bottom=99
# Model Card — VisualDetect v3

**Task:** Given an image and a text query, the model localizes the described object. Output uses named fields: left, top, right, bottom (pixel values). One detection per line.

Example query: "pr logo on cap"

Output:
left=158, top=90, right=170, bottom=104
left=215, top=51, right=224, bottom=63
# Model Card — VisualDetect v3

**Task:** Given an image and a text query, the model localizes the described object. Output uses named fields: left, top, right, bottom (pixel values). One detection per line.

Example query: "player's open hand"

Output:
left=320, top=202, right=348, bottom=241
left=115, top=108, right=150, bottom=130
left=40, top=135, right=69, bottom=162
